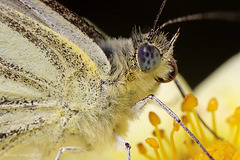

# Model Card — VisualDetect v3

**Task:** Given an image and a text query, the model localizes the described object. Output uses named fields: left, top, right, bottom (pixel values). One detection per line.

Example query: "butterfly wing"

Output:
left=0, top=0, right=111, bottom=74
left=0, top=1, right=107, bottom=154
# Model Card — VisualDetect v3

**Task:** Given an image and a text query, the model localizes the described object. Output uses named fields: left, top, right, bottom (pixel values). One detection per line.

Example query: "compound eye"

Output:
left=137, top=44, right=161, bottom=72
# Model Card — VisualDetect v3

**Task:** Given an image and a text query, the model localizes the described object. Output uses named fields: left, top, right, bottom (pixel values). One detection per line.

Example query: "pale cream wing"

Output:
left=0, top=0, right=111, bottom=74
left=0, top=2, right=103, bottom=153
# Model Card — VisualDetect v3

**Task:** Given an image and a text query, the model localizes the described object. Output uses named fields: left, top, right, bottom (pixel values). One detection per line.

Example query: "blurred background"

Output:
left=58, top=0, right=240, bottom=89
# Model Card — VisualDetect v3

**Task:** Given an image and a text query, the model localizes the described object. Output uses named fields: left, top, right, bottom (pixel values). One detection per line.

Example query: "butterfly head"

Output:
left=132, top=26, right=179, bottom=83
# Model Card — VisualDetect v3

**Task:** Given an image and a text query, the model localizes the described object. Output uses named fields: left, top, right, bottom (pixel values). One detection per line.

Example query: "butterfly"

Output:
left=0, top=0, right=180, bottom=159
left=0, top=0, right=239, bottom=160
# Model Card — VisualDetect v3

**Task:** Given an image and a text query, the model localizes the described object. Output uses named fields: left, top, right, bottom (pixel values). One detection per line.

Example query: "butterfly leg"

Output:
left=55, top=146, right=88, bottom=160
left=115, top=134, right=131, bottom=160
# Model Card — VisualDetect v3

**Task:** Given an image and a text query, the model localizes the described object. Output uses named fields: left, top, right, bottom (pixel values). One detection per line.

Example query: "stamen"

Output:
left=181, top=115, right=194, bottom=140
left=182, top=94, right=199, bottom=139
left=182, top=115, right=197, bottom=153
left=145, top=138, right=161, bottom=160
left=192, top=109, right=207, bottom=145
left=149, top=112, right=168, bottom=159
left=182, top=94, right=207, bottom=144
left=170, top=121, right=180, bottom=160
left=137, top=143, right=147, bottom=154
left=181, top=93, right=198, bottom=112
left=207, top=98, right=218, bottom=136
left=153, top=129, right=170, bottom=145
left=137, top=143, right=154, bottom=160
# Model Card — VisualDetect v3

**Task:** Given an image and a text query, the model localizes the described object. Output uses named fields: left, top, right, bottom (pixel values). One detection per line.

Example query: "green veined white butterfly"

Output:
left=0, top=0, right=239, bottom=160
left=0, top=0, right=178, bottom=159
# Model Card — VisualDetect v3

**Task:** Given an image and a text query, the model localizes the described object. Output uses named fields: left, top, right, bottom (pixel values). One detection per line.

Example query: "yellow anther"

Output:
left=137, top=143, right=147, bottom=155
left=182, top=115, right=188, bottom=125
left=207, top=98, right=218, bottom=136
left=152, top=130, right=156, bottom=137
left=137, top=143, right=155, bottom=160
left=145, top=138, right=161, bottom=160
left=152, top=129, right=164, bottom=138
left=181, top=93, right=198, bottom=112
left=159, top=129, right=165, bottom=138
left=207, top=97, right=218, bottom=112
left=145, top=138, right=159, bottom=149
left=149, top=112, right=161, bottom=126
left=173, top=121, right=180, bottom=132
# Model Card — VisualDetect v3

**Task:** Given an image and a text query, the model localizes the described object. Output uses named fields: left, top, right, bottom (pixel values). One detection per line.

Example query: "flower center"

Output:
left=137, top=94, right=240, bottom=160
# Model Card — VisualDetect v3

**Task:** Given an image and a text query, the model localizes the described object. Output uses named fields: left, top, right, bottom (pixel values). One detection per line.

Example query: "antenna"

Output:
left=147, top=0, right=168, bottom=42
left=152, top=0, right=168, bottom=31
left=160, top=11, right=240, bottom=29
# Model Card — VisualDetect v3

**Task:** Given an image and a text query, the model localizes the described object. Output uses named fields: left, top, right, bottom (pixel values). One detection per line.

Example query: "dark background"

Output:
left=58, top=0, right=240, bottom=89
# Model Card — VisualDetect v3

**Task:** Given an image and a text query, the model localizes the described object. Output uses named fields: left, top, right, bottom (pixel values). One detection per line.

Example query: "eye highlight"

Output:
left=137, top=44, right=161, bottom=72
